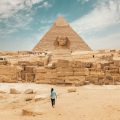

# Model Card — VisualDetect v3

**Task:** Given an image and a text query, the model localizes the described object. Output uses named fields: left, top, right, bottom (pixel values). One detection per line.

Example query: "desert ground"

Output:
left=0, top=83, right=120, bottom=120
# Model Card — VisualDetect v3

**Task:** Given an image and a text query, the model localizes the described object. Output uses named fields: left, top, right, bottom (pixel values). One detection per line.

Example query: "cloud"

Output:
left=71, top=0, right=120, bottom=34
left=89, top=32, right=120, bottom=50
left=38, top=1, right=52, bottom=8
left=77, top=0, right=90, bottom=4
left=0, top=0, right=53, bottom=37
left=71, top=0, right=120, bottom=50
left=0, top=0, right=51, bottom=19
left=0, top=12, right=33, bottom=37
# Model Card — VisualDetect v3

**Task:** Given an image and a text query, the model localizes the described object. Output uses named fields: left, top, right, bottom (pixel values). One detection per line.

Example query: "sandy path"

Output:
left=0, top=84, right=120, bottom=120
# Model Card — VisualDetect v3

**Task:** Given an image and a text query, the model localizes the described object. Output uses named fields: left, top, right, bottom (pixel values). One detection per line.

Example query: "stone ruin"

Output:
left=0, top=17, right=119, bottom=85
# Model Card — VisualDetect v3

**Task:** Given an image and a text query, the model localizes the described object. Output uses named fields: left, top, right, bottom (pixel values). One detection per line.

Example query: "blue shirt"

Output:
left=50, top=91, right=57, bottom=99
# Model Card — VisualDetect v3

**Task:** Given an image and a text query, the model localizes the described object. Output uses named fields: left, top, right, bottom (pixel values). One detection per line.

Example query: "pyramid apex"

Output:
left=54, top=16, right=69, bottom=27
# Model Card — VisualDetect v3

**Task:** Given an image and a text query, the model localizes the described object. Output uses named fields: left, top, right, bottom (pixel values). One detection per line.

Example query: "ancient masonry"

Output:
left=0, top=17, right=120, bottom=85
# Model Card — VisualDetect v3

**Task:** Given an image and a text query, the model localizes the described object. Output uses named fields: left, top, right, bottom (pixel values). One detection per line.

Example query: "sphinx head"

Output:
left=54, top=36, right=70, bottom=49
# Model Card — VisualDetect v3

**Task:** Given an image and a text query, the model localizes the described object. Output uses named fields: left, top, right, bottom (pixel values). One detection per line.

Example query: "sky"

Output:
left=0, top=0, right=120, bottom=51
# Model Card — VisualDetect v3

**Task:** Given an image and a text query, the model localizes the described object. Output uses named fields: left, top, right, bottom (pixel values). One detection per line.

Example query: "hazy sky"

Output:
left=0, top=0, right=120, bottom=51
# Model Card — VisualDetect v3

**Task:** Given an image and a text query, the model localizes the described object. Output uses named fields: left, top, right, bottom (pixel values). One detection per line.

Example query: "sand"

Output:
left=0, top=83, right=120, bottom=120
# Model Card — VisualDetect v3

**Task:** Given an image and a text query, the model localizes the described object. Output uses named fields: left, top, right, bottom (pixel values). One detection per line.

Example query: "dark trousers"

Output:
left=51, top=98, right=55, bottom=107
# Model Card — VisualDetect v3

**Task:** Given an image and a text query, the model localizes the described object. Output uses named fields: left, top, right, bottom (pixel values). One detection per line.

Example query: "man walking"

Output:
left=50, top=88, right=57, bottom=108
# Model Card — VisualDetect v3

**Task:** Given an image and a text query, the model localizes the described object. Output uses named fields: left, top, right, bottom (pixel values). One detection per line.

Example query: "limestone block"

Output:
left=45, top=69, right=57, bottom=79
left=92, top=63, right=97, bottom=69
left=35, top=80, right=50, bottom=84
left=106, top=75, right=113, bottom=80
left=32, top=61, right=44, bottom=66
left=57, top=59, right=69, bottom=68
left=33, top=67, right=46, bottom=73
left=35, top=75, right=51, bottom=83
left=30, top=61, right=44, bottom=66
left=84, top=62, right=92, bottom=68
left=74, top=72, right=85, bottom=76
left=86, top=75, right=99, bottom=84
left=0, top=66, right=17, bottom=75
left=98, top=75, right=105, bottom=80
left=57, top=71, right=74, bottom=77
left=49, top=78, right=58, bottom=84
left=38, top=61, right=44, bottom=66
left=57, top=67, right=73, bottom=72
left=104, top=75, right=115, bottom=85
left=24, top=66, right=34, bottom=73
left=71, top=61, right=82, bottom=68
left=10, top=88, right=21, bottom=94
left=96, top=63, right=102, bottom=69
left=74, top=68, right=89, bottom=76
left=22, top=108, right=43, bottom=116
left=71, top=61, right=91, bottom=68
left=64, top=79, right=74, bottom=84
left=109, top=68, right=119, bottom=73
left=98, top=79, right=104, bottom=85
left=57, top=72, right=66, bottom=77
left=104, top=66, right=110, bottom=70
left=113, top=76, right=120, bottom=82
left=34, top=94, right=47, bottom=102
left=25, top=95, right=34, bottom=101
left=114, top=61, right=120, bottom=67
left=67, top=88, right=76, bottom=93
left=18, top=61, right=31, bottom=66
left=35, top=73, right=46, bottom=80
left=56, top=77, right=66, bottom=84
left=73, top=68, right=86, bottom=72
left=89, top=68, right=104, bottom=76
left=24, top=89, right=34, bottom=94
left=66, top=76, right=86, bottom=84
left=65, top=72, right=74, bottom=76
left=110, top=73, right=120, bottom=76
left=98, top=75, right=105, bottom=85
left=75, top=79, right=86, bottom=86
left=101, top=63, right=110, bottom=69
left=104, top=79, right=110, bottom=85
left=0, top=90, right=6, bottom=94
left=0, top=75, right=10, bottom=82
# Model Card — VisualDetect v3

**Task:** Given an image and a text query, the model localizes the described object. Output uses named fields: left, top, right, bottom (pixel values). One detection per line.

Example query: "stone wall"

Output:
left=0, top=65, right=20, bottom=82
left=34, top=59, right=120, bottom=85
left=0, top=49, right=119, bottom=85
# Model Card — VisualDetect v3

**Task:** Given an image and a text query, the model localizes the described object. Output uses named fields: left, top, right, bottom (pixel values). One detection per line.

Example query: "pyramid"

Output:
left=33, top=16, right=91, bottom=52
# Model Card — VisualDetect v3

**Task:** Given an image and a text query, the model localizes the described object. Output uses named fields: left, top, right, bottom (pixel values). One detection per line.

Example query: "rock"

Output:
left=25, top=97, right=33, bottom=101
left=0, top=90, right=6, bottom=93
left=34, top=94, right=47, bottom=102
left=24, top=89, right=34, bottom=94
left=67, top=88, right=76, bottom=93
left=22, top=109, right=34, bottom=116
left=22, top=108, right=43, bottom=116
left=10, top=88, right=21, bottom=94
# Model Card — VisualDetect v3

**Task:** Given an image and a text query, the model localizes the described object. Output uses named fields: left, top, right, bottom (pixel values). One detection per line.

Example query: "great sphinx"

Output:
left=54, top=36, right=70, bottom=49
